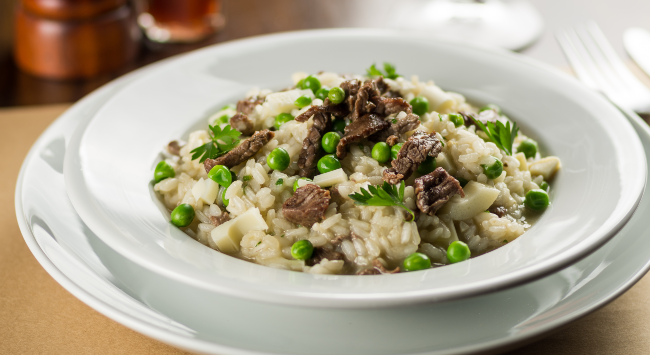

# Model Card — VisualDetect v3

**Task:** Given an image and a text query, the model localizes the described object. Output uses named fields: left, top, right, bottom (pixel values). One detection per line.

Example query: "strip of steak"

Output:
left=373, top=112, right=421, bottom=142
left=336, top=113, right=390, bottom=159
left=305, top=246, right=344, bottom=266
left=414, top=167, right=465, bottom=216
left=383, top=131, right=442, bottom=184
left=341, top=79, right=361, bottom=113
left=229, top=113, right=255, bottom=136
left=167, top=140, right=182, bottom=156
left=282, top=184, right=331, bottom=227
left=209, top=213, right=230, bottom=227
left=236, top=97, right=264, bottom=115
left=204, top=129, right=274, bottom=172
left=298, top=111, right=331, bottom=178
left=488, top=205, right=507, bottom=218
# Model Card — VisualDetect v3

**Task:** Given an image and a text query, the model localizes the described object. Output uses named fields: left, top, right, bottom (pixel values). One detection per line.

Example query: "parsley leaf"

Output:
left=366, top=62, right=401, bottom=79
left=366, top=63, right=384, bottom=77
left=348, top=181, right=415, bottom=221
left=276, top=178, right=284, bottom=186
left=470, top=117, right=519, bottom=155
left=190, top=124, right=241, bottom=163
left=383, top=63, right=400, bottom=79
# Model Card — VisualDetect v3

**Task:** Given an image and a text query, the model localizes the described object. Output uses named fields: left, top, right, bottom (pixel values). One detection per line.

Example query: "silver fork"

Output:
left=556, top=21, right=650, bottom=114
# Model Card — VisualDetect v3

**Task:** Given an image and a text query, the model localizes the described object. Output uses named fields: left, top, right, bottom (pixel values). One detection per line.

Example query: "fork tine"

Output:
left=585, top=21, right=648, bottom=91
left=556, top=31, right=598, bottom=90
left=573, top=25, right=628, bottom=94
left=556, top=29, right=611, bottom=95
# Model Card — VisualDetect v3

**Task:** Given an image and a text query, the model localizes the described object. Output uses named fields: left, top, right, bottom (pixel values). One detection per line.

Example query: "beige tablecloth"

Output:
left=2, top=104, right=650, bottom=354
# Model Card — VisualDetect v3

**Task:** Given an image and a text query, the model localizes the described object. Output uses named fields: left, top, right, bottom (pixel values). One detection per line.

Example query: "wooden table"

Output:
left=4, top=1, right=650, bottom=354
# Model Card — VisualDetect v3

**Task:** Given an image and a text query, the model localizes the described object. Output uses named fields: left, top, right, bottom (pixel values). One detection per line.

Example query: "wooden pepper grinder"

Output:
left=14, top=0, right=141, bottom=80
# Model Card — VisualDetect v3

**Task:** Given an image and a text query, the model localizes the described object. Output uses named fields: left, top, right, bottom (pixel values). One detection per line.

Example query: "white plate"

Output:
left=64, top=29, right=646, bottom=308
left=17, top=66, right=650, bottom=355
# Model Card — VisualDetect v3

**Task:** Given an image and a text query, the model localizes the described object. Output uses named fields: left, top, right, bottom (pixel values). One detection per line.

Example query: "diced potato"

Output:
left=297, top=178, right=316, bottom=189
left=200, top=179, right=219, bottom=204
left=529, top=156, right=561, bottom=180
left=420, top=85, right=454, bottom=112
left=191, top=178, right=206, bottom=201
left=438, top=181, right=500, bottom=220
left=514, top=152, right=528, bottom=171
left=262, top=89, right=314, bottom=117
left=313, top=168, right=348, bottom=187
left=436, top=152, right=456, bottom=175
left=210, top=208, right=268, bottom=254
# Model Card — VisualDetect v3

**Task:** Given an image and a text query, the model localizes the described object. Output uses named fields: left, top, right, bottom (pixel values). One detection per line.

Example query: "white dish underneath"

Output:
left=16, top=68, right=650, bottom=355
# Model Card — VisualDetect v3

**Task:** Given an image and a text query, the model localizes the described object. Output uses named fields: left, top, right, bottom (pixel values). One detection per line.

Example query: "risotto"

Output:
left=153, top=64, right=561, bottom=275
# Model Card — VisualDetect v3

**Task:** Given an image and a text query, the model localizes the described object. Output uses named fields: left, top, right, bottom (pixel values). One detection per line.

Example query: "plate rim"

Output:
left=15, top=62, right=650, bottom=355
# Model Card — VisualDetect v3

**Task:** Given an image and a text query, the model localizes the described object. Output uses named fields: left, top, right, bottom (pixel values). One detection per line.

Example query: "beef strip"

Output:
left=341, top=79, right=361, bottom=113
left=209, top=213, right=230, bottom=227
left=282, top=184, right=331, bottom=227
left=167, top=140, right=182, bottom=156
left=229, top=113, right=255, bottom=136
left=489, top=205, right=507, bottom=218
left=350, top=80, right=379, bottom=121
left=386, top=135, right=399, bottom=146
left=414, top=167, right=465, bottom=216
left=336, top=113, right=390, bottom=159
left=204, top=129, right=274, bottom=172
left=372, top=112, right=421, bottom=142
left=297, top=110, right=331, bottom=178
left=372, top=97, right=412, bottom=117
left=357, top=259, right=400, bottom=275
left=383, top=131, right=442, bottom=184
left=305, top=246, right=344, bottom=266
left=236, top=97, right=264, bottom=115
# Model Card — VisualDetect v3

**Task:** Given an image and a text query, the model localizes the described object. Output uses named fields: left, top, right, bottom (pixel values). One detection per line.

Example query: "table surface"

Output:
left=4, top=0, right=650, bottom=354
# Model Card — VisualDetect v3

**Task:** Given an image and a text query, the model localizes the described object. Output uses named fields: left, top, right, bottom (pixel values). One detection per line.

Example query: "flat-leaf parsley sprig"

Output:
left=471, top=117, right=519, bottom=156
left=190, top=124, right=241, bottom=163
left=366, top=62, right=401, bottom=80
left=348, top=181, right=415, bottom=221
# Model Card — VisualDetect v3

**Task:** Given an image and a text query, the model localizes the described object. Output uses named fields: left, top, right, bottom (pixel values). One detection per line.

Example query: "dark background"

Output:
left=2, top=0, right=650, bottom=107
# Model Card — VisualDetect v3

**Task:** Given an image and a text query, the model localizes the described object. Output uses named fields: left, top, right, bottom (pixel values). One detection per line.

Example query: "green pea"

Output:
left=448, top=113, right=464, bottom=127
left=295, top=95, right=312, bottom=108
left=291, top=240, right=314, bottom=260
left=317, top=154, right=341, bottom=174
left=328, top=86, right=345, bottom=104
left=219, top=187, right=229, bottom=207
left=447, top=241, right=471, bottom=263
left=315, top=87, right=330, bottom=100
left=391, top=143, right=403, bottom=160
left=154, top=161, right=175, bottom=183
left=267, top=147, right=291, bottom=171
left=301, top=75, right=321, bottom=94
left=207, top=165, right=232, bottom=188
left=479, top=103, right=501, bottom=114
left=332, top=118, right=347, bottom=133
left=371, top=142, right=391, bottom=163
left=322, top=132, right=341, bottom=154
left=293, top=177, right=313, bottom=192
left=296, top=79, right=304, bottom=89
left=402, top=253, right=431, bottom=271
left=274, top=113, right=294, bottom=130
left=540, top=181, right=549, bottom=191
left=482, top=158, right=503, bottom=180
left=221, top=104, right=236, bottom=110
left=417, top=156, right=437, bottom=175
left=410, top=96, right=429, bottom=116
left=170, top=204, right=195, bottom=228
left=517, top=138, right=538, bottom=159
left=216, top=114, right=230, bottom=124
left=524, top=189, right=549, bottom=211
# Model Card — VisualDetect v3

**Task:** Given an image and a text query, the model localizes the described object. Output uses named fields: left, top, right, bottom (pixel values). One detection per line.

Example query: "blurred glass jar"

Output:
left=138, top=0, right=224, bottom=43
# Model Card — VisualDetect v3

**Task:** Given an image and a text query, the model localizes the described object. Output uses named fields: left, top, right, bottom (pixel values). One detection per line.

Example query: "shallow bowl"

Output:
left=64, top=29, right=646, bottom=308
